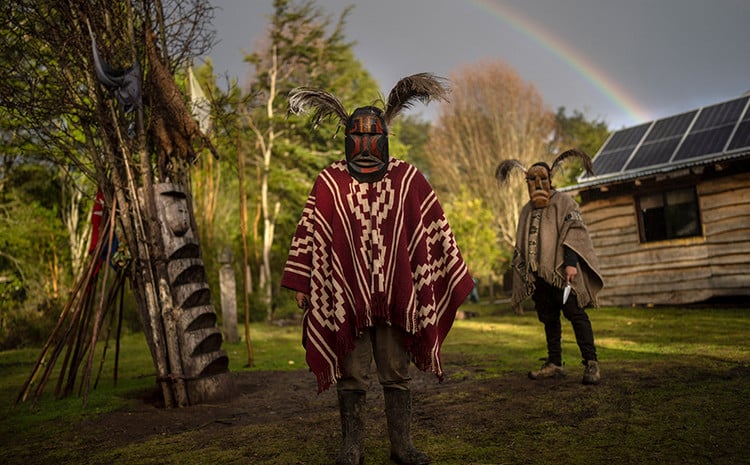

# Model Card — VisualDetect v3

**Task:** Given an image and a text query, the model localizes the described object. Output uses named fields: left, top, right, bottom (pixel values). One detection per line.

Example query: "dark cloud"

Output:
left=206, top=0, right=750, bottom=129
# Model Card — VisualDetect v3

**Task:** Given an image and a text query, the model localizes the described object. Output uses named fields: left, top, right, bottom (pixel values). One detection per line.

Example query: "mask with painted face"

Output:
left=345, top=106, right=389, bottom=182
left=526, top=163, right=552, bottom=208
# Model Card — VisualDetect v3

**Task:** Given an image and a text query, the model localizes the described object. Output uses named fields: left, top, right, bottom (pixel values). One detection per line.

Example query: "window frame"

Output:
left=635, top=185, right=703, bottom=243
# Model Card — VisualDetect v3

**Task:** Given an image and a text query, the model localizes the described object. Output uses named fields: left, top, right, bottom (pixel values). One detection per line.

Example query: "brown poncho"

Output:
left=511, top=190, right=604, bottom=311
left=281, top=159, right=473, bottom=392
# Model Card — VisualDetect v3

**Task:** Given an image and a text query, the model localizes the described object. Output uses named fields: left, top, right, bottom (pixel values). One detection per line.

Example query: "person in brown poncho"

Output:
left=282, top=74, right=474, bottom=465
left=496, top=150, right=604, bottom=385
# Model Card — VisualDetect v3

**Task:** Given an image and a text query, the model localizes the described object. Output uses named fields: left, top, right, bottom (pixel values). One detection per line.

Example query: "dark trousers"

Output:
left=532, top=278, right=597, bottom=366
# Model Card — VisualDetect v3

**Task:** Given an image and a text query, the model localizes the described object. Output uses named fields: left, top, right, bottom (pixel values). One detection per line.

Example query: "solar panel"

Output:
left=727, top=104, right=750, bottom=151
left=627, top=139, right=681, bottom=169
left=673, top=97, right=749, bottom=161
left=673, top=125, right=734, bottom=161
left=591, top=148, right=632, bottom=175
left=586, top=95, right=750, bottom=182
left=624, top=111, right=697, bottom=170
left=588, top=123, right=650, bottom=177
left=727, top=121, right=750, bottom=151
left=599, top=123, right=650, bottom=153
left=691, top=97, right=747, bottom=131
left=645, top=111, right=696, bottom=141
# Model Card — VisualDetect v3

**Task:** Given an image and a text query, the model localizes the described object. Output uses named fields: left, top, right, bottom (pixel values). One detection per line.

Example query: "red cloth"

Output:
left=281, top=159, right=474, bottom=392
left=89, top=188, right=106, bottom=255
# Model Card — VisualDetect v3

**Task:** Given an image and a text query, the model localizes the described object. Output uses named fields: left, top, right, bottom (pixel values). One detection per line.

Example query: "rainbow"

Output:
left=471, top=0, right=652, bottom=125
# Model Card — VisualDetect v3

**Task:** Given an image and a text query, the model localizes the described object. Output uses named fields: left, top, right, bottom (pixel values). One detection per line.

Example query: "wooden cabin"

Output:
left=563, top=94, right=750, bottom=306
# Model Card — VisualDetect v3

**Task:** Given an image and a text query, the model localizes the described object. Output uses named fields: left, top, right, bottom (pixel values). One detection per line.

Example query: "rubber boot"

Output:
left=383, top=388, right=431, bottom=465
left=336, top=390, right=366, bottom=465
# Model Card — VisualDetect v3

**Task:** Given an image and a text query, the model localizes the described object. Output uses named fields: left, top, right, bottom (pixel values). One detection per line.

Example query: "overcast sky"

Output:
left=203, top=0, right=750, bottom=130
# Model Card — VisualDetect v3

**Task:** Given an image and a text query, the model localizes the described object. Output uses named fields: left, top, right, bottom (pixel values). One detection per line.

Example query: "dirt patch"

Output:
left=69, top=355, right=749, bottom=464
left=76, top=355, right=568, bottom=449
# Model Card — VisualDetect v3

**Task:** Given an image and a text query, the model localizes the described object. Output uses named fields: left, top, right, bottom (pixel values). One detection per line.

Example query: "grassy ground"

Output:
left=1, top=302, right=748, bottom=464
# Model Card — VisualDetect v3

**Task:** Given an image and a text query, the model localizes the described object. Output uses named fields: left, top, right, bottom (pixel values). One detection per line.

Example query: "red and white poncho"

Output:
left=281, top=158, right=474, bottom=392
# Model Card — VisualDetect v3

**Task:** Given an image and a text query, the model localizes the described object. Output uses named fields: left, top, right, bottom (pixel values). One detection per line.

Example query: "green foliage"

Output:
left=392, top=115, right=432, bottom=172
left=442, top=188, right=505, bottom=277
left=551, top=107, right=610, bottom=186
left=0, top=155, right=95, bottom=349
left=0, top=191, right=69, bottom=311
left=0, top=303, right=58, bottom=351
left=2, top=163, right=61, bottom=208
left=0, top=276, right=24, bottom=306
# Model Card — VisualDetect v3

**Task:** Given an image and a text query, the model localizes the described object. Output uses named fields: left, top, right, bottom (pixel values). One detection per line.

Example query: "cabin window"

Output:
left=637, top=187, right=702, bottom=242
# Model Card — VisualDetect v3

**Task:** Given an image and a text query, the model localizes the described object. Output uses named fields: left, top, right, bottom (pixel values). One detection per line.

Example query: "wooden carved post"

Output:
left=218, top=247, right=239, bottom=344
left=154, top=183, right=235, bottom=404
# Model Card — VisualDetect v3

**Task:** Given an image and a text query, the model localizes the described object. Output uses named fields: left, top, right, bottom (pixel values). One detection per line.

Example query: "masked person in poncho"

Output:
left=496, top=150, right=604, bottom=385
left=281, top=73, right=474, bottom=465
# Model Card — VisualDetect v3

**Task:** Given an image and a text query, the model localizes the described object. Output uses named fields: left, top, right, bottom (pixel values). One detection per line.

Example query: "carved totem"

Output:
left=154, top=182, right=235, bottom=404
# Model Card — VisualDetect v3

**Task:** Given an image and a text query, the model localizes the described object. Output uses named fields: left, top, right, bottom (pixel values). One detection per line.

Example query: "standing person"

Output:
left=495, top=150, right=604, bottom=385
left=282, top=73, right=474, bottom=465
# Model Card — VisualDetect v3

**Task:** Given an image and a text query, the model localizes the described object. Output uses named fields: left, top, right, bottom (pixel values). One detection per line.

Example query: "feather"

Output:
left=288, top=87, right=349, bottom=127
left=495, top=159, right=527, bottom=184
left=383, top=73, right=451, bottom=124
left=550, top=149, right=594, bottom=176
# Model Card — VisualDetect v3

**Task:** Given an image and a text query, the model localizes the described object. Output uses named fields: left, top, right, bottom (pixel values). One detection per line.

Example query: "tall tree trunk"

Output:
left=237, top=135, right=254, bottom=367
left=258, top=46, right=278, bottom=321
left=242, top=57, right=279, bottom=321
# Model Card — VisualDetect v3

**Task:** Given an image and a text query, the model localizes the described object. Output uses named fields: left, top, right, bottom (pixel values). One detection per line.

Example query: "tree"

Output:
left=550, top=107, right=610, bottom=186
left=59, top=169, right=95, bottom=280
left=0, top=160, right=69, bottom=337
left=441, top=187, right=500, bottom=279
left=427, top=60, right=556, bottom=275
left=237, top=0, right=380, bottom=320
left=3, top=0, right=234, bottom=407
left=395, top=115, right=432, bottom=173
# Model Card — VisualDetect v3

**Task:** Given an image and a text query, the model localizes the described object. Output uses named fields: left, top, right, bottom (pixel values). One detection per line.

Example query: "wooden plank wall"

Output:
left=579, top=172, right=750, bottom=306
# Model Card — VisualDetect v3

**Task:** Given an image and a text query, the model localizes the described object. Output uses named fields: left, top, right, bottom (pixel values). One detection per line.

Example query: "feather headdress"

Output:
left=288, top=73, right=451, bottom=128
left=382, top=73, right=451, bottom=124
left=288, top=87, right=349, bottom=128
left=495, top=149, right=594, bottom=185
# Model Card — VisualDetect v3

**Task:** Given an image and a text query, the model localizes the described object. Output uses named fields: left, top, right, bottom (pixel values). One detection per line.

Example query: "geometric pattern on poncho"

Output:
left=281, top=159, right=474, bottom=392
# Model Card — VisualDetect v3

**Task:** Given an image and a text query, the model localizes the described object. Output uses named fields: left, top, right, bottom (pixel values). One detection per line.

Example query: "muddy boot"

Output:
left=336, top=390, right=366, bottom=465
left=582, top=360, right=601, bottom=385
left=528, top=361, right=566, bottom=380
left=383, top=388, right=431, bottom=465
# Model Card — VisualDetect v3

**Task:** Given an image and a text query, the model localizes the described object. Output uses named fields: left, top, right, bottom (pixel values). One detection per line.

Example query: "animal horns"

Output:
left=551, top=149, right=594, bottom=177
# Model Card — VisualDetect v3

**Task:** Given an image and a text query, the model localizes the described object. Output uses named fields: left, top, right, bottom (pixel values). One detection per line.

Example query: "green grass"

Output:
left=450, top=304, right=750, bottom=365
left=1, top=303, right=749, bottom=464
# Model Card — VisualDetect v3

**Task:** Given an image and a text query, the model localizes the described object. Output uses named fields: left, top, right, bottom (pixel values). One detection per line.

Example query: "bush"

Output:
left=0, top=299, right=60, bottom=350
